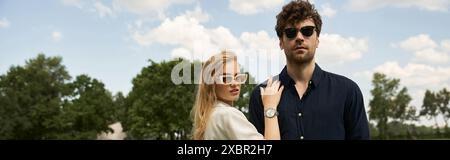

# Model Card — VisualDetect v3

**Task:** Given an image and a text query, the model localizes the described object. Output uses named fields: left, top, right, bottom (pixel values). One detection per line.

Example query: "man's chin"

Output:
left=291, top=55, right=314, bottom=64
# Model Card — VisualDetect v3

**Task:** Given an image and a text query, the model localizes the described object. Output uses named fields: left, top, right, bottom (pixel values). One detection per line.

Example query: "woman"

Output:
left=191, top=50, right=284, bottom=140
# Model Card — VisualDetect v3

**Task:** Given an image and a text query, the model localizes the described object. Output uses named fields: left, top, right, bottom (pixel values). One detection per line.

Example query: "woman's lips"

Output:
left=230, top=89, right=240, bottom=95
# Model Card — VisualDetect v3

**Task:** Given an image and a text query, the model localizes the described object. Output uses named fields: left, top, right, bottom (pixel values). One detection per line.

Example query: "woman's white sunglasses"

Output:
left=216, top=73, right=248, bottom=84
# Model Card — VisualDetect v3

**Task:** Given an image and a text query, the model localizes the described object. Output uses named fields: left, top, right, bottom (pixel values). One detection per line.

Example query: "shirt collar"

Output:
left=279, top=63, right=323, bottom=88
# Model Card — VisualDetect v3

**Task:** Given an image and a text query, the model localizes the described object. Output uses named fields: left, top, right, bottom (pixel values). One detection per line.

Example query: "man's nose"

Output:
left=295, top=31, right=305, bottom=42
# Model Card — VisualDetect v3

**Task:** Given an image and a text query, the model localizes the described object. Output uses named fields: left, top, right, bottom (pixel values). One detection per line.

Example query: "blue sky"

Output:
left=1, top=0, right=450, bottom=126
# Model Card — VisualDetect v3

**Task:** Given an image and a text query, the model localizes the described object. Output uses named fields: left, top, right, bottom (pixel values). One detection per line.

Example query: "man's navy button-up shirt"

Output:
left=249, top=64, right=370, bottom=140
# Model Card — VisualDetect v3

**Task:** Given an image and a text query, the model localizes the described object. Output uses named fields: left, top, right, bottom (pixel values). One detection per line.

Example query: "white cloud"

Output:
left=113, top=0, right=196, bottom=19
left=183, top=5, right=210, bottom=23
left=62, top=0, right=115, bottom=18
left=413, top=48, right=449, bottom=64
left=131, top=14, right=209, bottom=47
left=399, top=34, right=437, bottom=52
left=61, top=0, right=84, bottom=8
left=94, top=2, right=114, bottom=18
left=63, top=0, right=198, bottom=20
left=239, top=30, right=284, bottom=64
left=130, top=7, right=246, bottom=60
left=240, top=31, right=278, bottom=52
left=347, top=0, right=450, bottom=12
left=134, top=20, right=143, bottom=29
left=396, top=34, right=450, bottom=64
left=171, top=47, right=193, bottom=60
left=229, top=0, right=284, bottom=15
left=130, top=10, right=283, bottom=61
left=442, top=40, right=450, bottom=52
left=52, top=31, right=63, bottom=42
left=316, top=33, right=368, bottom=65
left=130, top=10, right=238, bottom=61
left=371, top=62, right=450, bottom=88
left=0, top=18, right=10, bottom=28
left=321, top=3, right=337, bottom=18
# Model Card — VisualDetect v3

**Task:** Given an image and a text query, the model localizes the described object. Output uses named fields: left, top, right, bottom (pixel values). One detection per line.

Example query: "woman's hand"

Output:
left=260, top=77, right=284, bottom=109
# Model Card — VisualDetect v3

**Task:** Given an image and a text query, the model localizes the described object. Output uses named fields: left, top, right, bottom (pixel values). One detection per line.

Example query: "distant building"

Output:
left=97, top=122, right=127, bottom=140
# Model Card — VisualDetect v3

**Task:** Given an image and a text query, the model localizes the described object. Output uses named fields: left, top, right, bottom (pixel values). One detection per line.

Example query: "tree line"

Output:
left=369, top=73, right=450, bottom=139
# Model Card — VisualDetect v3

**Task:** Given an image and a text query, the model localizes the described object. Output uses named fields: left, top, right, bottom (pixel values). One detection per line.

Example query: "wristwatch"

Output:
left=264, top=108, right=278, bottom=118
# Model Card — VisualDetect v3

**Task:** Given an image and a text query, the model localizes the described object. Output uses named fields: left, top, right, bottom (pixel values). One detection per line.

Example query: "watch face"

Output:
left=265, top=108, right=277, bottom=117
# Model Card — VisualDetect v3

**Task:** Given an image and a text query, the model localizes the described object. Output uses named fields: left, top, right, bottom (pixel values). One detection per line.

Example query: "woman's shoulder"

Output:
left=207, top=101, right=263, bottom=140
left=208, top=102, right=248, bottom=126
left=211, top=102, right=244, bottom=118
left=205, top=102, right=245, bottom=136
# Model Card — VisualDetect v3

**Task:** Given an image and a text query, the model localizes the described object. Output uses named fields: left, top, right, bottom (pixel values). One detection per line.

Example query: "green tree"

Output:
left=439, top=88, right=450, bottom=136
left=420, top=90, right=441, bottom=136
left=54, top=75, right=115, bottom=139
left=113, top=92, right=127, bottom=123
left=234, top=71, right=256, bottom=118
left=0, top=54, right=71, bottom=139
left=0, top=54, right=118, bottom=139
left=437, top=88, right=450, bottom=136
left=391, top=88, right=417, bottom=138
left=369, top=72, right=414, bottom=139
left=422, top=88, right=450, bottom=137
left=123, top=59, right=196, bottom=139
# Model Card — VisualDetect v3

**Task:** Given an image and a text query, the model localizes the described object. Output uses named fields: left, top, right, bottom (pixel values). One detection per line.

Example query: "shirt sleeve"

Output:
left=344, top=81, right=370, bottom=140
left=209, top=107, right=264, bottom=140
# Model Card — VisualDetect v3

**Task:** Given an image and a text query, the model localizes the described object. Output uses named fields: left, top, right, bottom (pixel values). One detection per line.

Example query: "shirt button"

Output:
left=300, top=136, right=304, bottom=140
left=298, top=113, right=302, bottom=117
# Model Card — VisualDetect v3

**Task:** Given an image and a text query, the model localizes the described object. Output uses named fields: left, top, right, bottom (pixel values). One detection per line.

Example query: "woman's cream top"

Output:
left=204, top=101, right=264, bottom=140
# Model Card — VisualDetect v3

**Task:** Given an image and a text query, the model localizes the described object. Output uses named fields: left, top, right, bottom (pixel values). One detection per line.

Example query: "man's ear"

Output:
left=279, top=38, right=284, bottom=50
left=316, top=37, right=320, bottom=48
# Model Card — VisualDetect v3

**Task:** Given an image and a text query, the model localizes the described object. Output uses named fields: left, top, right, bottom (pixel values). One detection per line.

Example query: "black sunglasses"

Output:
left=283, top=26, right=316, bottom=39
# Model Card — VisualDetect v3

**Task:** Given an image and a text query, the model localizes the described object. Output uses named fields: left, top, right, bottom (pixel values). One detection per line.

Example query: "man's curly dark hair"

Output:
left=275, top=0, right=322, bottom=38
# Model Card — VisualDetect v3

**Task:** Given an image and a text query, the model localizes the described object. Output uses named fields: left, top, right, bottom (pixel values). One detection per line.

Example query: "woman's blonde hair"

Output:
left=191, top=50, right=237, bottom=140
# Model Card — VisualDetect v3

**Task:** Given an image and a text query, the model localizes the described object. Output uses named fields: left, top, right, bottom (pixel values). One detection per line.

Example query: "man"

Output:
left=249, top=0, right=370, bottom=140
